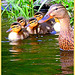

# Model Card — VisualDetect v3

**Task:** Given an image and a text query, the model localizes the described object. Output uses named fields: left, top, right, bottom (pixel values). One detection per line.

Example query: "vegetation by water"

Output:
left=1, top=0, right=35, bottom=19
left=1, top=0, right=74, bottom=25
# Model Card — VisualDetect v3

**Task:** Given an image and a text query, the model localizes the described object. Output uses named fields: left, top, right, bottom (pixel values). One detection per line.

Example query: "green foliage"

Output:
left=37, top=0, right=47, bottom=12
left=1, top=0, right=36, bottom=20
left=1, top=0, right=74, bottom=25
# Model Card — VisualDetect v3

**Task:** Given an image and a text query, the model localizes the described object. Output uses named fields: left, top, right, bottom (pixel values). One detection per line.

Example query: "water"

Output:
left=2, top=19, right=74, bottom=75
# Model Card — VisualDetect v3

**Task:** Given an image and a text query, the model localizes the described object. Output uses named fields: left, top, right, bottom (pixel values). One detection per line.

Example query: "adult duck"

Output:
left=39, top=4, right=74, bottom=50
left=6, top=22, right=29, bottom=41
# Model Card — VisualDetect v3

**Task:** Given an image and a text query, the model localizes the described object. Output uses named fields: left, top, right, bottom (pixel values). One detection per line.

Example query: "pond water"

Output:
left=2, top=18, right=74, bottom=75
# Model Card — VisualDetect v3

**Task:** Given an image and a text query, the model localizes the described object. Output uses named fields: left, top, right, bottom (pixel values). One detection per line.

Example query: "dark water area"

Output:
left=2, top=18, right=74, bottom=75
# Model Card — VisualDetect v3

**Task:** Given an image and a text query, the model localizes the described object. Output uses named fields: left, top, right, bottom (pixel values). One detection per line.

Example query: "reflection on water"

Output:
left=60, top=50, right=73, bottom=74
left=9, top=35, right=40, bottom=62
left=2, top=34, right=73, bottom=75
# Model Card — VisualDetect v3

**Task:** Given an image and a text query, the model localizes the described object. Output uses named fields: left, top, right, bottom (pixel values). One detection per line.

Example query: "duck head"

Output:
left=34, top=12, right=44, bottom=21
left=17, top=17, right=27, bottom=27
left=38, top=4, right=67, bottom=23
left=6, top=22, right=22, bottom=33
left=25, top=18, right=38, bottom=29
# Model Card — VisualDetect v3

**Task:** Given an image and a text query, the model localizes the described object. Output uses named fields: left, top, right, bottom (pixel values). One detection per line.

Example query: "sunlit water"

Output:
left=2, top=19, right=73, bottom=75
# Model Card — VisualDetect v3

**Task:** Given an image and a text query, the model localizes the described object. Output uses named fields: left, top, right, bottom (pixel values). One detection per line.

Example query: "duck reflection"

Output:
left=9, top=35, right=40, bottom=61
left=9, top=40, right=23, bottom=61
left=28, top=35, right=40, bottom=53
left=60, top=50, right=74, bottom=74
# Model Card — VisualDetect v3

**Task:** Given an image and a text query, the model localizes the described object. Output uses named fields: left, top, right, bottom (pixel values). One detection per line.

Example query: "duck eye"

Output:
left=55, top=8, right=58, bottom=10
left=14, top=26, right=16, bottom=28
left=20, top=21, right=23, bottom=23
left=36, top=16, right=38, bottom=17
left=32, top=21, right=34, bottom=23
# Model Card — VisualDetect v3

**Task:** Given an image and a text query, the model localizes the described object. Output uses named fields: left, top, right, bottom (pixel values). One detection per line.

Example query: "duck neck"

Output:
left=59, top=14, right=71, bottom=33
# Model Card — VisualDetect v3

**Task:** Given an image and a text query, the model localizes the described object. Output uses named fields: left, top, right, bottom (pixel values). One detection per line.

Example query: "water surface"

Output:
left=2, top=19, right=74, bottom=75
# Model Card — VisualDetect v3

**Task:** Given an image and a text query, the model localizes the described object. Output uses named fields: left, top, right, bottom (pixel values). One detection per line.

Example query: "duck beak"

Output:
left=25, top=24, right=30, bottom=28
left=38, top=12, right=53, bottom=23
left=6, top=28, right=12, bottom=33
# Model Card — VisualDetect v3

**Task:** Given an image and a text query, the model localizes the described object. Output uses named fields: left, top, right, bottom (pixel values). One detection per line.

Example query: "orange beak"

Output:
left=38, top=13, right=53, bottom=23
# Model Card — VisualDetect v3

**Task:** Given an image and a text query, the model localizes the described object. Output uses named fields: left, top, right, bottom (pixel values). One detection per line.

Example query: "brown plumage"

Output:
left=17, top=17, right=28, bottom=28
left=38, top=4, right=74, bottom=50
left=34, top=12, right=54, bottom=34
left=26, top=17, right=39, bottom=34
left=6, top=22, right=29, bottom=41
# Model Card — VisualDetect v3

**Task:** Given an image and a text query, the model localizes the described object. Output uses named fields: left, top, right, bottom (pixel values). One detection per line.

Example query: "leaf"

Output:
left=38, top=0, right=47, bottom=12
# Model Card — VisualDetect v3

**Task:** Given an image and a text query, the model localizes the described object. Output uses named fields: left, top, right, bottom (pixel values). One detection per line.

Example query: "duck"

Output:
left=6, top=22, right=29, bottom=42
left=34, top=12, right=44, bottom=21
left=34, top=12, right=61, bottom=34
left=38, top=4, right=74, bottom=50
left=17, top=17, right=39, bottom=34
left=34, top=12, right=52, bottom=34
left=25, top=17, right=39, bottom=34
left=17, top=17, right=28, bottom=28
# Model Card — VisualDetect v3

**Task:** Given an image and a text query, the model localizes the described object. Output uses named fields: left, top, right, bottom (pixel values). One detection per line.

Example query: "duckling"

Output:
left=34, top=12, right=60, bottom=34
left=34, top=12, right=44, bottom=21
left=26, top=18, right=39, bottom=34
left=17, top=17, right=39, bottom=34
left=17, top=17, right=28, bottom=28
left=39, top=4, right=74, bottom=50
left=6, top=22, right=29, bottom=41
left=34, top=12, right=52, bottom=34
